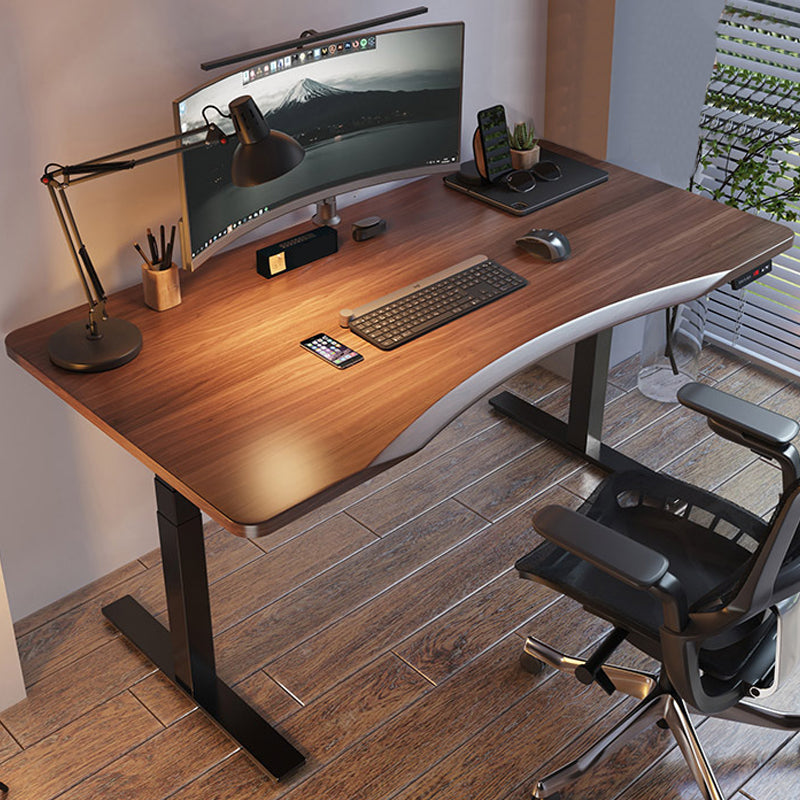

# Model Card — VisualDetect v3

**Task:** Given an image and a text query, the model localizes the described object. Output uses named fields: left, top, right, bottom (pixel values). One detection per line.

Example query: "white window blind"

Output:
left=697, top=0, right=800, bottom=375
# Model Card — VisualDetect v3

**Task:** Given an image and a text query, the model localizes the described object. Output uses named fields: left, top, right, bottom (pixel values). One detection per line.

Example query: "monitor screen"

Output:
left=174, top=22, right=464, bottom=269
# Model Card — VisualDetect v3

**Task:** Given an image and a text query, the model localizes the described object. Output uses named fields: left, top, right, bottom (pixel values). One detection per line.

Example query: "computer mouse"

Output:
left=516, top=229, right=571, bottom=262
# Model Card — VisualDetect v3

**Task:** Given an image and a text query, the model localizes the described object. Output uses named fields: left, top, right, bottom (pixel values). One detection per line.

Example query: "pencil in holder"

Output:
left=142, top=264, right=181, bottom=311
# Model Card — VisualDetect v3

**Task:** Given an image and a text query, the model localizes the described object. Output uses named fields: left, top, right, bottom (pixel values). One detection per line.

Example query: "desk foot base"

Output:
left=102, top=595, right=305, bottom=781
left=490, top=391, right=647, bottom=475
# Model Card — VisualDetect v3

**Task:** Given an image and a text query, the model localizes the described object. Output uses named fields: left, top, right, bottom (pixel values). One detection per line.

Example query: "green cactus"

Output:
left=508, top=121, right=538, bottom=151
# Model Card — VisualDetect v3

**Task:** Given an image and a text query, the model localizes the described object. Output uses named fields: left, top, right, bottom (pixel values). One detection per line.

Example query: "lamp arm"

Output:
left=43, top=122, right=227, bottom=188
left=46, top=182, right=100, bottom=306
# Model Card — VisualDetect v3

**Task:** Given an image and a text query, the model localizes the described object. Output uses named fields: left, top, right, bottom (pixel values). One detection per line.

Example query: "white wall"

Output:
left=0, top=0, right=546, bottom=696
left=605, top=0, right=725, bottom=363
left=607, top=0, right=724, bottom=185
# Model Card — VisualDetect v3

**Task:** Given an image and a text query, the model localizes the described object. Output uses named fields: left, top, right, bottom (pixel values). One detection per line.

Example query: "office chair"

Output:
left=515, top=381, right=800, bottom=800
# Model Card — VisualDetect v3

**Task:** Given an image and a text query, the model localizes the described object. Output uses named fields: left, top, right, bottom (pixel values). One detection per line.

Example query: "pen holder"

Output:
left=142, top=264, right=181, bottom=311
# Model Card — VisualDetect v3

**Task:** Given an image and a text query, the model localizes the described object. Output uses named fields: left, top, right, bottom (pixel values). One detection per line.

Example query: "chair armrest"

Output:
left=533, top=505, right=669, bottom=589
left=533, top=505, right=688, bottom=630
left=677, top=382, right=798, bottom=448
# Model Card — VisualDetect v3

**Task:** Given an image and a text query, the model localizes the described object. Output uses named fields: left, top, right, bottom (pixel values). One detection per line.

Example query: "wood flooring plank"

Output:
left=0, top=692, right=162, bottom=800
left=496, top=695, right=672, bottom=800
left=556, top=464, right=605, bottom=501
left=617, top=715, right=788, bottom=800
left=129, top=672, right=197, bottom=727
left=0, top=636, right=153, bottom=748
left=393, top=569, right=556, bottom=684
left=213, top=500, right=488, bottom=686
left=608, top=353, right=641, bottom=393
left=0, top=724, right=20, bottom=763
left=515, top=594, right=613, bottom=655
left=281, top=652, right=431, bottom=768
left=617, top=403, right=712, bottom=471
left=232, top=671, right=302, bottom=723
left=664, top=434, right=757, bottom=492
left=698, top=345, right=748, bottom=382
left=714, top=458, right=781, bottom=518
left=277, top=597, right=614, bottom=800
left=598, top=388, right=676, bottom=448
left=276, top=634, right=542, bottom=800
left=455, top=440, right=584, bottom=521
left=16, top=566, right=166, bottom=686
left=185, top=513, right=376, bottom=635
left=163, top=753, right=269, bottom=800
left=13, top=559, right=146, bottom=640
left=266, top=488, right=581, bottom=703
left=348, top=421, right=543, bottom=535
left=738, top=734, right=800, bottom=800
left=713, top=360, right=787, bottom=405
left=55, top=710, right=236, bottom=800
left=390, top=671, right=624, bottom=800
left=501, top=363, right=570, bottom=403
left=533, top=703, right=677, bottom=800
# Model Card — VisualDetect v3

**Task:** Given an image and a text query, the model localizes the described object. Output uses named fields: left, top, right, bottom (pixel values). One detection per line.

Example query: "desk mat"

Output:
left=443, top=149, right=608, bottom=216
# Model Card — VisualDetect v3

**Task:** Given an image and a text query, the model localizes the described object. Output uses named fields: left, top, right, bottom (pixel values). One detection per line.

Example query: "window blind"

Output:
left=697, top=0, right=800, bottom=375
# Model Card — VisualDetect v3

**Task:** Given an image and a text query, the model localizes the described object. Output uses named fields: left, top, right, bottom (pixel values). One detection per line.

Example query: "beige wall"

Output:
left=544, top=0, right=616, bottom=159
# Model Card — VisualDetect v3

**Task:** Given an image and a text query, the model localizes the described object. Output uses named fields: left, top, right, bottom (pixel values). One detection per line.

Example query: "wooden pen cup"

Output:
left=142, top=263, right=181, bottom=311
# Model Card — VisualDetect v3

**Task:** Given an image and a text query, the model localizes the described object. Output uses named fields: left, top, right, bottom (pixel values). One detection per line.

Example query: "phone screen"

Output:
left=478, top=105, right=513, bottom=182
left=300, top=333, right=363, bottom=369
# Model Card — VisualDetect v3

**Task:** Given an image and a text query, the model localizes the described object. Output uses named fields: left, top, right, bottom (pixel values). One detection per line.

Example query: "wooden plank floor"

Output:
left=3, top=344, right=800, bottom=800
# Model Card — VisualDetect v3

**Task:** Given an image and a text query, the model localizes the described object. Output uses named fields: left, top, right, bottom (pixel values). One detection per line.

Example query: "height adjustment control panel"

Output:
left=730, top=260, right=771, bottom=290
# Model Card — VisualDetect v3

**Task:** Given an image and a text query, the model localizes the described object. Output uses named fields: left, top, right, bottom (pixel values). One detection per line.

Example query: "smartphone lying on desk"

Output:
left=301, top=333, right=363, bottom=369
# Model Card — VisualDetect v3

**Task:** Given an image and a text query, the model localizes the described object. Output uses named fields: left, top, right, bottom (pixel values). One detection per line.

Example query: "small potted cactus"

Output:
left=508, top=121, right=540, bottom=170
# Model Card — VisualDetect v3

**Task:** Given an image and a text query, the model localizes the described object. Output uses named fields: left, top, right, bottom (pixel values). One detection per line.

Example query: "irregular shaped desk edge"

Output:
left=372, top=270, right=728, bottom=466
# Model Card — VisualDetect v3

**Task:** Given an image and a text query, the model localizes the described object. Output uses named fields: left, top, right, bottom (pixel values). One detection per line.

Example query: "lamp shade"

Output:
left=228, top=95, right=305, bottom=187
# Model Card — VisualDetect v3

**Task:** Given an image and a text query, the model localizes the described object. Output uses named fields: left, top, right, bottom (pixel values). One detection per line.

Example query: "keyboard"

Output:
left=344, top=255, right=527, bottom=350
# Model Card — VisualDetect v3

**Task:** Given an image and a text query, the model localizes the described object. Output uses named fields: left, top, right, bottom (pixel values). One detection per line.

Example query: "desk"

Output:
left=5, top=143, right=793, bottom=779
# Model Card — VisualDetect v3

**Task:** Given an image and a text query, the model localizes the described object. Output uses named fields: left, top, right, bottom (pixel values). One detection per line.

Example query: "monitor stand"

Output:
left=312, top=196, right=341, bottom=227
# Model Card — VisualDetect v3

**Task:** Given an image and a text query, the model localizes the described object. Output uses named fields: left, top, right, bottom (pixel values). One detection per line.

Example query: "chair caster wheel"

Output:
left=520, top=651, right=544, bottom=675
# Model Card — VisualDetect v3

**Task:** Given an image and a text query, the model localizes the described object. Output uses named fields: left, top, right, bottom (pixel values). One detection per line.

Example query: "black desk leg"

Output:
left=490, top=330, right=644, bottom=474
left=102, top=477, right=305, bottom=781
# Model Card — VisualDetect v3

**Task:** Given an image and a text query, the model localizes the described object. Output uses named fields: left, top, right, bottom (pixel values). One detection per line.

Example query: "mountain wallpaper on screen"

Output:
left=265, top=78, right=461, bottom=147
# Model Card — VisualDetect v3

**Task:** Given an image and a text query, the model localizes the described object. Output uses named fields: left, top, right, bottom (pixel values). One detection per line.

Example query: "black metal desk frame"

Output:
left=102, top=479, right=304, bottom=781
left=491, top=330, right=646, bottom=475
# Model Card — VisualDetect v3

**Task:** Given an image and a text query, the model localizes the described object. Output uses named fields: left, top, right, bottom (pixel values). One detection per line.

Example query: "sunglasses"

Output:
left=503, top=160, right=562, bottom=193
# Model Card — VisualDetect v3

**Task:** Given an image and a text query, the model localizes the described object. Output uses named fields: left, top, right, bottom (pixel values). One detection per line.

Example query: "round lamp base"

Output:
left=48, top=317, right=142, bottom=372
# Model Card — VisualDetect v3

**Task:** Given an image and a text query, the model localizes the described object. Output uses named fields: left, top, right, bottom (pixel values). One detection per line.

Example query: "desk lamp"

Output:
left=41, top=95, right=304, bottom=372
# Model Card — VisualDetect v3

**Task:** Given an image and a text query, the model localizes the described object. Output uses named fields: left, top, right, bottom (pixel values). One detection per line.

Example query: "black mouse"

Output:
left=516, top=229, right=571, bottom=262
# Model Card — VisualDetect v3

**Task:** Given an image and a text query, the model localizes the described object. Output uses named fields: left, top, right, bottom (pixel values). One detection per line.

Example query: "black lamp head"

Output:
left=228, top=95, right=305, bottom=187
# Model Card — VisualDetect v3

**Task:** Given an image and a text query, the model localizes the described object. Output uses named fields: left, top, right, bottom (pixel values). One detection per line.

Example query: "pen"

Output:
left=146, top=228, right=158, bottom=264
left=160, top=225, right=166, bottom=268
left=134, top=242, right=153, bottom=269
left=164, top=225, right=176, bottom=269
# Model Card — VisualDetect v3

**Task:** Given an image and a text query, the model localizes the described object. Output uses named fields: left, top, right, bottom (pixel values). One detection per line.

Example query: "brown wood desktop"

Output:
left=5, top=143, right=793, bottom=780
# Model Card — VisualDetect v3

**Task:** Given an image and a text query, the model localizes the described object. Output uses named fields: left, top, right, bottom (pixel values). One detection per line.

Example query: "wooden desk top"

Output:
left=6, top=145, right=793, bottom=536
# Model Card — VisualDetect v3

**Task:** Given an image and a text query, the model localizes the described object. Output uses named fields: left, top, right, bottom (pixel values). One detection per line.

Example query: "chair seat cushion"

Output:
left=517, top=469, right=770, bottom=656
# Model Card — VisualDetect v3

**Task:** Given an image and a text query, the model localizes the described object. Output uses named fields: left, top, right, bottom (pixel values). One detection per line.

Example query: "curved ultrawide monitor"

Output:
left=174, top=22, right=464, bottom=270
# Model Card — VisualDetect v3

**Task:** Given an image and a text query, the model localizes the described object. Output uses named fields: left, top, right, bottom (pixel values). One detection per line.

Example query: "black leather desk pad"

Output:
left=443, top=149, right=608, bottom=216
